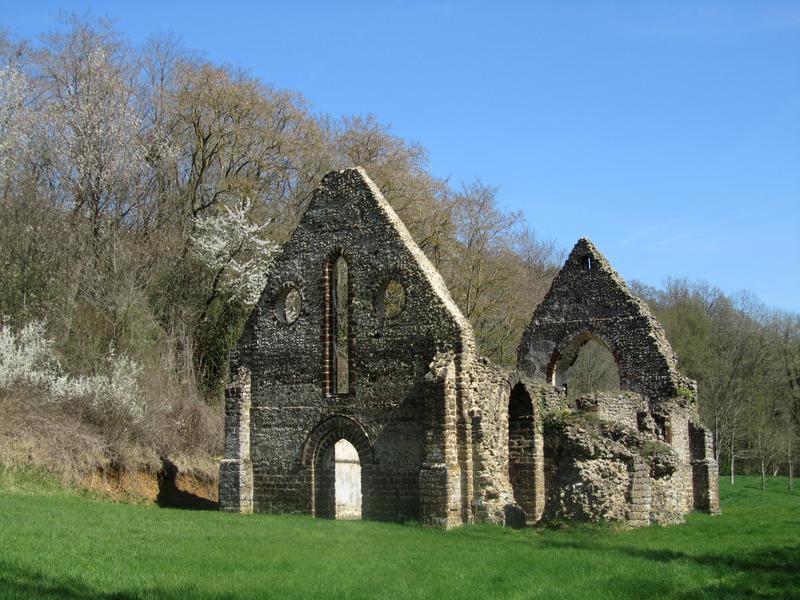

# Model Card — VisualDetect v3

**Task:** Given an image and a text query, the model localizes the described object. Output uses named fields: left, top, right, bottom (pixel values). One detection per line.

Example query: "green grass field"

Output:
left=0, top=471, right=798, bottom=599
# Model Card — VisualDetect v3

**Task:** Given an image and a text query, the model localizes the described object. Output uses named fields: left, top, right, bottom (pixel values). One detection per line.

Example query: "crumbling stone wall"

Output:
left=221, top=168, right=719, bottom=529
left=542, top=409, right=685, bottom=525
left=463, top=361, right=519, bottom=524
left=690, top=421, right=720, bottom=513
left=517, top=238, right=720, bottom=524
left=575, top=391, right=646, bottom=431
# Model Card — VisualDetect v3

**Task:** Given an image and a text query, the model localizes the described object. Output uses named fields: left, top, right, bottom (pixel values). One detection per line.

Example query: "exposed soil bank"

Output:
left=81, top=460, right=218, bottom=508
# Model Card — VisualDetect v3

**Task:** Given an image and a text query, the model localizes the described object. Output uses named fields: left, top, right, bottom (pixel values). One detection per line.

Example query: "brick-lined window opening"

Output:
left=654, top=415, right=673, bottom=444
left=508, top=383, right=536, bottom=521
left=323, top=254, right=350, bottom=395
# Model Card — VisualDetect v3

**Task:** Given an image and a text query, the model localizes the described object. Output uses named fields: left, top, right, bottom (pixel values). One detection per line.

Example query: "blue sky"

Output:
left=4, top=1, right=799, bottom=311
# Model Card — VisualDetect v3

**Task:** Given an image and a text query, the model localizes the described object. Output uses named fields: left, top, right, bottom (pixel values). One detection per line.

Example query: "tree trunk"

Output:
left=729, top=430, right=735, bottom=485
left=760, top=459, right=766, bottom=491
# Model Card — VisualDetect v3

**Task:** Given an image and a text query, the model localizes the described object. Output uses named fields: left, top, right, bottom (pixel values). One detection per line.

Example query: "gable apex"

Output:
left=518, top=237, right=682, bottom=398
left=310, top=167, right=473, bottom=339
left=563, top=237, right=628, bottom=285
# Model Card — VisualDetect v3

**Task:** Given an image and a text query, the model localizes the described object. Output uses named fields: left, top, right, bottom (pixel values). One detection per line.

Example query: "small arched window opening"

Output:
left=582, top=255, right=592, bottom=271
left=324, top=254, right=350, bottom=395
left=551, top=334, right=620, bottom=400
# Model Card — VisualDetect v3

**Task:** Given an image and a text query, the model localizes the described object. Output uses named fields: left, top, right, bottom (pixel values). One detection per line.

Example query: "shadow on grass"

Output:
left=0, top=560, right=137, bottom=600
left=539, top=537, right=800, bottom=598
left=736, top=483, right=800, bottom=497
left=0, top=560, right=239, bottom=600
left=156, top=459, right=218, bottom=511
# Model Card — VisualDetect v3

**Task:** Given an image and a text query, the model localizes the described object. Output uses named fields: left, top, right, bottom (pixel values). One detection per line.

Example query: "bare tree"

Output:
left=31, top=16, right=151, bottom=254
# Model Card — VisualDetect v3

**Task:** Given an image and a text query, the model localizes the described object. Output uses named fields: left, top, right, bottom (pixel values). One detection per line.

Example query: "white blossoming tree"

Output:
left=190, top=197, right=278, bottom=306
left=0, top=319, right=145, bottom=425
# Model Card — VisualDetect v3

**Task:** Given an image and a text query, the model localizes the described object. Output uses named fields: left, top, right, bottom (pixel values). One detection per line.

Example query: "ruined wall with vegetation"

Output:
left=518, top=238, right=720, bottom=524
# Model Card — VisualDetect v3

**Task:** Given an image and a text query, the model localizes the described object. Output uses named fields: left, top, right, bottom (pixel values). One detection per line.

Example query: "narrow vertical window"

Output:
left=325, top=254, right=349, bottom=395
left=334, top=256, right=349, bottom=394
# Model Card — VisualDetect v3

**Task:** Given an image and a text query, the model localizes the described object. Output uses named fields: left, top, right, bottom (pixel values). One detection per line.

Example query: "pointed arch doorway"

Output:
left=302, top=416, right=373, bottom=519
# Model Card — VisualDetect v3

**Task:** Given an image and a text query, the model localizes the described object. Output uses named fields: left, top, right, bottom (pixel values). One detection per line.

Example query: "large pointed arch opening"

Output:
left=548, top=332, right=621, bottom=399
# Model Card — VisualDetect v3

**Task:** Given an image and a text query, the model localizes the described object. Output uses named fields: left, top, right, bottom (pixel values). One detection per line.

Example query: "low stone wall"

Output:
left=575, top=391, right=647, bottom=431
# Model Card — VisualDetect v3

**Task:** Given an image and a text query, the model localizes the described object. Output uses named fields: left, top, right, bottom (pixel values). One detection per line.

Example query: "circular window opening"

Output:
left=377, top=280, right=406, bottom=319
left=275, top=286, right=301, bottom=324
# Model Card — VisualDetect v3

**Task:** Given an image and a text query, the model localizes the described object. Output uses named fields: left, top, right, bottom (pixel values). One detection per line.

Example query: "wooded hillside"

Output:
left=0, top=17, right=796, bottom=487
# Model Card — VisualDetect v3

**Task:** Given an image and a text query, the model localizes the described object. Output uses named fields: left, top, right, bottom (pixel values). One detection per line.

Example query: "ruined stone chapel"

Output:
left=219, top=167, right=720, bottom=527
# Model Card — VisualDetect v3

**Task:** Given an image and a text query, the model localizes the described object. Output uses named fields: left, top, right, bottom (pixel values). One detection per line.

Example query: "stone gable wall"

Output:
left=517, top=237, right=719, bottom=524
left=222, top=168, right=476, bottom=522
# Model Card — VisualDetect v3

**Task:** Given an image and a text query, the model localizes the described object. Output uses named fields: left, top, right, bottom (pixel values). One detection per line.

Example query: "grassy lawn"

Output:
left=0, top=472, right=798, bottom=599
